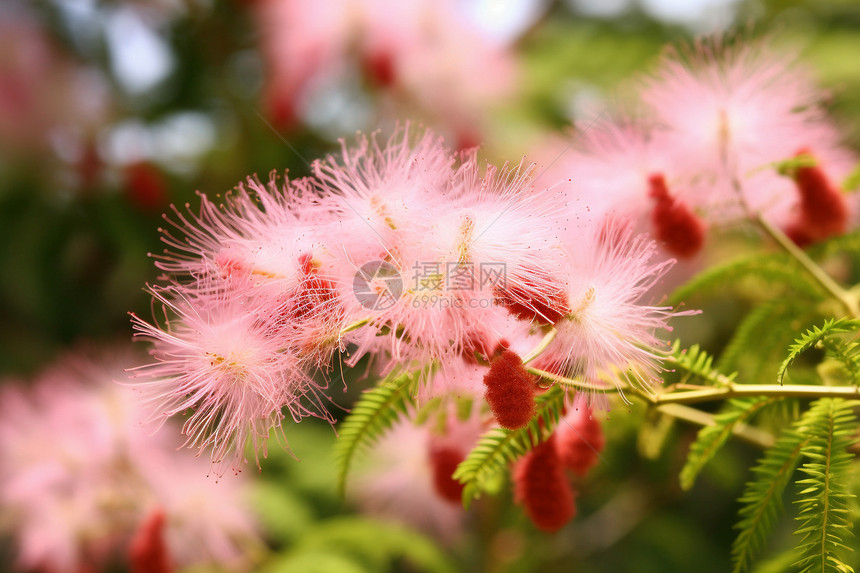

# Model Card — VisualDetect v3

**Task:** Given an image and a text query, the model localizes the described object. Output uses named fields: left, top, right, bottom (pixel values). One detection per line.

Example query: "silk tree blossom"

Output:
left=535, top=222, right=683, bottom=400
left=0, top=352, right=258, bottom=573
left=640, top=38, right=856, bottom=227
left=134, top=125, right=688, bottom=470
left=129, top=284, right=334, bottom=472
left=313, top=128, right=455, bottom=255
left=326, top=130, right=569, bottom=371
left=556, top=117, right=709, bottom=260
left=155, top=173, right=349, bottom=363
left=155, top=174, right=334, bottom=296
left=433, top=156, right=569, bottom=324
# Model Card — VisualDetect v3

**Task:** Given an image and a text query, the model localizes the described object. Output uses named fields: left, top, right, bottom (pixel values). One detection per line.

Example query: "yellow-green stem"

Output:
left=756, top=215, right=860, bottom=318
left=521, top=328, right=557, bottom=365
left=655, top=403, right=775, bottom=449
left=528, top=367, right=860, bottom=404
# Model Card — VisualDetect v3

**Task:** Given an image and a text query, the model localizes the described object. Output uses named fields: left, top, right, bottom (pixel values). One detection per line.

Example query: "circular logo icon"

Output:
left=353, top=261, right=402, bottom=310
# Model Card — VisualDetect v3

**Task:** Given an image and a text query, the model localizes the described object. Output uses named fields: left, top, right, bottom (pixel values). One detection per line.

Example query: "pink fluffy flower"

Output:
left=556, top=117, right=708, bottom=261
left=536, top=222, right=682, bottom=399
left=640, top=38, right=855, bottom=227
left=156, top=174, right=334, bottom=297
left=312, top=128, right=455, bottom=252
left=321, top=128, right=567, bottom=372
left=130, top=285, right=332, bottom=472
left=0, top=352, right=258, bottom=573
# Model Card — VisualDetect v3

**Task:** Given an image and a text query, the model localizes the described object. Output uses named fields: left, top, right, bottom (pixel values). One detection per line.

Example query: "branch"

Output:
left=654, top=404, right=775, bottom=450
left=756, top=215, right=860, bottom=318
left=527, top=368, right=860, bottom=404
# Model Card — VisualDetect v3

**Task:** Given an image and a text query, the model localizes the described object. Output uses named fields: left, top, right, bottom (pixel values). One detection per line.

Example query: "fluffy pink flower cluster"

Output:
left=558, top=38, right=857, bottom=259
left=0, top=352, right=258, bottom=573
left=132, top=126, right=682, bottom=473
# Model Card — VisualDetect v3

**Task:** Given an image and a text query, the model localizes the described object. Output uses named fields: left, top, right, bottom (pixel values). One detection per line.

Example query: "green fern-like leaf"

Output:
left=753, top=311, right=823, bottom=386
left=793, top=399, right=858, bottom=573
left=333, top=370, right=420, bottom=496
left=453, top=385, right=566, bottom=508
left=668, top=254, right=825, bottom=306
left=732, top=411, right=815, bottom=572
left=777, top=319, right=860, bottom=385
left=665, top=340, right=736, bottom=387
left=731, top=398, right=859, bottom=573
left=680, top=396, right=782, bottom=491
left=271, top=516, right=456, bottom=573
left=819, top=337, right=860, bottom=386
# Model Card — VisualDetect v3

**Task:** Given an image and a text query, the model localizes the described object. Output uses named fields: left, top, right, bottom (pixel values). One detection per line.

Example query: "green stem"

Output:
left=521, top=328, right=557, bottom=365
left=525, top=367, right=613, bottom=394
left=756, top=215, right=860, bottom=317
left=654, top=403, right=775, bottom=449
left=643, top=382, right=860, bottom=404
left=527, top=367, right=860, bottom=404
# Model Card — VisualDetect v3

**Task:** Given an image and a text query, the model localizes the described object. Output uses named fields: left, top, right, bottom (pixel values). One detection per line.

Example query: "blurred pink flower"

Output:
left=556, top=402, right=605, bottom=477
left=254, top=0, right=518, bottom=141
left=0, top=7, right=111, bottom=163
left=640, top=38, right=856, bottom=228
left=350, top=404, right=483, bottom=543
left=0, top=352, right=258, bottom=573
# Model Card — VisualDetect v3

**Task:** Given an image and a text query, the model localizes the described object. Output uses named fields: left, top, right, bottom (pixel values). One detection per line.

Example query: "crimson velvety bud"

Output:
left=648, top=173, right=706, bottom=259
left=124, top=162, right=169, bottom=214
left=791, top=148, right=848, bottom=243
left=428, top=443, right=466, bottom=504
left=494, top=274, right=571, bottom=325
left=129, top=508, right=172, bottom=573
left=514, top=433, right=576, bottom=532
left=556, top=409, right=605, bottom=476
left=483, top=350, right=536, bottom=430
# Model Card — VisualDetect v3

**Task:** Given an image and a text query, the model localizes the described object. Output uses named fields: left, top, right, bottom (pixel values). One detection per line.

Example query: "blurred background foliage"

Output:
left=2, top=0, right=860, bottom=571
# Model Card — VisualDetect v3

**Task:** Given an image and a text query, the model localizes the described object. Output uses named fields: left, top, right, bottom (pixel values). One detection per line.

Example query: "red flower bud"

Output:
left=483, top=350, right=536, bottom=430
left=514, top=433, right=576, bottom=532
left=648, top=173, right=706, bottom=259
left=790, top=148, right=848, bottom=243
left=129, top=508, right=172, bottom=573
left=428, top=443, right=466, bottom=504
left=494, top=275, right=571, bottom=325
